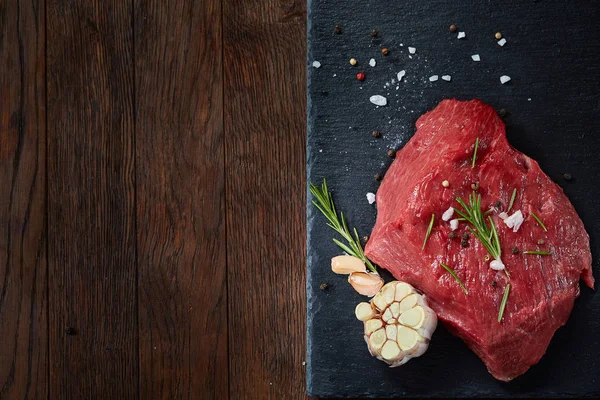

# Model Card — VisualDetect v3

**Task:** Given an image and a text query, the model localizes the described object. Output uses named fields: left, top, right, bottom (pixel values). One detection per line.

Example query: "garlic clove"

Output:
left=331, top=255, right=367, bottom=274
left=348, top=272, right=384, bottom=297
left=399, top=293, right=418, bottom=312
left=365, top=318, right=383, bottom=335
left=380, top=340, right=402, bottom=362
left=369, top=328, right=387, bottom=352
left=394, top=282, right=414, bottom=301
left=355, top=302, right=376, bottom=321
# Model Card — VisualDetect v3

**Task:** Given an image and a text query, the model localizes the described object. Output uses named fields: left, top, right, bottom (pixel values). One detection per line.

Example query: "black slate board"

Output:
left=306, top=1, right=600, bottom=398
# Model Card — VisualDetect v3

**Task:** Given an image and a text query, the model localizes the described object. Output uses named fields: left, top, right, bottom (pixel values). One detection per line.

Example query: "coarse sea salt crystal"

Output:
left=442, top=207, right=454, bottom=221
left=500, top=75, right=511, bottom=84
left=442, top=75, right=451, bottom=82
left=369, top=58, right=376, bottom=67
left=457, top=31, right=466, bottom=39
left=471, top=54, right=481, bottom=62
left=408, top=47, right=416, bottom=54
left=450, top=219, right=459, bottom=231
left=429, top=75, right=439, bottom=82
left=370, top=95, right=387, bottom=106
left=366, top=193, right=376, bottom=204
left=498, top=38, right=507, bottom=46
left=312, top=61, right=321, bottom=68
left=397, top=70, right=406, bottom=81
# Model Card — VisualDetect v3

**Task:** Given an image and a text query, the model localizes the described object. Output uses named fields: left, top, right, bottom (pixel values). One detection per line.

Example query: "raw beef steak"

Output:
left=364, top=99, right=593, bottom=381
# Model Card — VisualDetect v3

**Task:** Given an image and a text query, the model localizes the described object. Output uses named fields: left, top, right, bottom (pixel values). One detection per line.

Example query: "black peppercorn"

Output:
left=320, top=283, right=329, bottom=291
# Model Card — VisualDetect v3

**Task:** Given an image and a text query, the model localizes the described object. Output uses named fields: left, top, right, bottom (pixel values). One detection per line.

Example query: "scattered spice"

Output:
left=387, top=149, right=396, bottom=158
left=563, top=173, right=573, bottom=181
left=471, top=182, right=480, bottom=190
left=381, top=48, right=389, bottom=55
left=449, top=231, right=458, bottom=239
left=498, top=108, right=508, bottom=117
left=334, top=25, right=342, bottom=34
left=320, top=283, right=329, bottom=291
left=511, top=246, right=519, bottom=254
left=442, top=180, right=450, bottom=188
left=66, top=327, right=76, bottom=336
left=449, top=24, right=457, bottom=33
left=495, top=32, right=502, bottom=39
left=538, top=239, right=545, bottom=245
left=375, top=173, right=382, bottom=181
left=491, top=280, right=497, bottom=287
left=371, top=29, right=377, bottom=37
left=349, top=58, right=357, bottom=66
left=371, top=130, right=381, bottom=138
left=356, top=72, right=366, bottom=81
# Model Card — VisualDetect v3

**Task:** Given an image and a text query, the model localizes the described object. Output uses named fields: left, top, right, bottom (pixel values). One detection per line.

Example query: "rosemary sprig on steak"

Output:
left=454, top=192, right=502, bottom=261
left=310, top=179, right=377, bottom=272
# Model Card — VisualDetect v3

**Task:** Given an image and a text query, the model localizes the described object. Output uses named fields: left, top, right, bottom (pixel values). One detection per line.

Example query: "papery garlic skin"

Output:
left=355, top=281, right=438, bottom=367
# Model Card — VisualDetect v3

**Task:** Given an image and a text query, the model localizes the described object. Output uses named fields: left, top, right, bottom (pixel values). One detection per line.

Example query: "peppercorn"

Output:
left=461, top=239, right=469, bottom=248
left=356, top=72, right=366, bottom=81
left=371, top=29, right=377, bottom=37
left=381, top=48, right=389, bottom=55
left=449, top=24, right=457, bottom=33
left=491, top=280, right=497, bottom=287
left=349, top=58, right=357, bottom=66
left=498, top=108, right=508, bottom=117
left=462, top=232, right=469, bottom=240
left=495, top=32, right=502, bottom=40
left=495, top=200, right=502, bottom=208
left=375, top=173, right=382, bottom=181
left=66, top=327, right=76, bottom=336
left=538, top=239, right=545, bottom=245
left=334, top=25, right=342, bottom=34
left=511, top=247, right=519, bottom=254
left=387, top=149, right=396, bottom=158
left=449, top=231, right=457, bottom=239
left=371, top=130, right=381, bottom=138
left=471, top=182, right=480, bottom=191
left=320, top=283, right=329, bottom=291
left=563, top=173, right=573, bottom=181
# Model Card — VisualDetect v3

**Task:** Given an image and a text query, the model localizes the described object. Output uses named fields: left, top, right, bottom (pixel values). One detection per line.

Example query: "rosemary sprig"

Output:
left=422, top=214, right=435, bottom=250
left=508, top=188, right=517, bottom=212
left=498, top=284, right=511, bottom=322
left=440, top=262, right=468, bottom=295
left=471, top=138, right=479, bottom=169
left=523, top=250, right=552, bottom=255
left=530, top=211, right=548, bottom=232
left=309, top=179, right=377, bottom=272
left=454, top=192, right=502, bottom=260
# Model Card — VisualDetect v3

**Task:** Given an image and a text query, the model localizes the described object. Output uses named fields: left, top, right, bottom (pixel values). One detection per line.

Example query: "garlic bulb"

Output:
left=355, top=281, right=438, bottom=366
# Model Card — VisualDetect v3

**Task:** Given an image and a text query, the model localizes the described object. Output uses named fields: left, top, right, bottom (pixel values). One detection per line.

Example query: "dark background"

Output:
left=0, top=0, right=306, bottom=399
left=307, top=0, right=600, bottom=398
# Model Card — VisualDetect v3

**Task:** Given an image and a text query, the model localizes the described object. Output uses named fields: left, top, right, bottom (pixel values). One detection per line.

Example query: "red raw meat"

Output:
left=364, top=99, right=593, bottom=381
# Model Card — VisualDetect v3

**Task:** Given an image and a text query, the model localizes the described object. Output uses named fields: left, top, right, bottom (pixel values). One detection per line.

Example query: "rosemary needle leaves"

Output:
left=530, top=211, right=548, bottom=231
left=523, top=250, right=552, bottom=255
left=498, top=284, right=511, bottom=322
left=310, top=179, right=377, bottom=272
left=422, top=214, right=435, bottom=250
left=508, top=188, right=517, bottom=212
left=440, top=262, right=468, bottom=294
left=454, top=192, right=502, bottom=261
left=471, top=138, right=479, bottom=169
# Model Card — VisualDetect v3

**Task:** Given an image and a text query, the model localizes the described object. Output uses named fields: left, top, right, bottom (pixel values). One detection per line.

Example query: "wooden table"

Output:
left=0, top=1, right=307, bottom=398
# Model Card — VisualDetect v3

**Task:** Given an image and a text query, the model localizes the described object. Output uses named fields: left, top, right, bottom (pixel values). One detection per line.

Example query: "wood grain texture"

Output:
left=134, top=1, right=227, bottom=399
left=46, top=1, right=137, bottom=398
left=223, top=0, right=307, bottom=398
left=0, top=0, right=47, bottom=398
